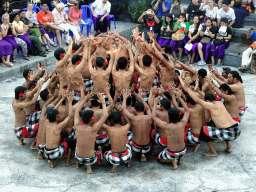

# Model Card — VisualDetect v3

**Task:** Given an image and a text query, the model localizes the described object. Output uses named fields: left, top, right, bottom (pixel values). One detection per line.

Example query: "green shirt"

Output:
left=174, top=22, right=190, bottom=35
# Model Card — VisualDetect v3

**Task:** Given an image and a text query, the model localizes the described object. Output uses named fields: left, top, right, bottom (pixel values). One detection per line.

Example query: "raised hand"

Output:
left=67, top=92, right=74, bottom=103
left=97, top=93, right=105, bottom=104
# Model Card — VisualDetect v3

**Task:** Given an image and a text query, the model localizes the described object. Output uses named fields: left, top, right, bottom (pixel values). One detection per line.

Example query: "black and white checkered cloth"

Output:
left=127, top=131, right=133, bottom=142
left=151, top=129, right=167, bottom=148
left=201, top=123, right=241, bottom=141
left=136, top=75, right=159, bottom=88
left=95, top=131, right=110, bottom=146
left=184, top=128, right=200, bottom=144
left=130, top=140, right=151, bottom=154
left=75, top=151, right=102, bottom=166
left=43, top=142, right=68, bottom=160
left=14, top=123, right=39, bottom=139
left=26, top=111, right=41, bottom=125
left=68, top=127, right=76, bottom=141
left=84, top=78, right=94, bottom=92
left=104, top=143, right=132, bottom=165
left=239, top=108, right=246, bottom=117
left=36, top=141, right=45, bottom=153
left=157, top=147, right=187, bottom=160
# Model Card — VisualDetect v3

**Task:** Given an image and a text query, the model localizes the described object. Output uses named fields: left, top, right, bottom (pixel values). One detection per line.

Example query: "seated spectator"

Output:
left=185, top=16, right=202, bottom=64
left=19, top=10, right=47, bottom=57
left=170, top=13, right=190, bottom=61
left=233, top=0, right=251, bottom=28
left=68, top=1, right=85, bottom=35
left=211, top=18, right=232, bottom=66
left=1, top=14, right=29, bottom=61
left=153, top=0, right=172, bottom=17
left=138, top=9, right=160, bottom=42
left=198, top=18, right=218, bottom=65
left=0, top=1, right=12, bottom=17
left=218, top=0, right=235, bottom=7
left=37, top=1, right=68, bottom=48
left=217, top=0, right=236, bottom=27
left=169, top=0, right=185, bottom=21
left=52, top=2, right=80, bottom=45
left=200, top=0, right=219, bottom=26
left=158, top=13, right=174, bottom=46
left=26, top=2, right=57, bottom=52
left=239, top=26, right=256, bottom=71
left=0, top=27, right=13, bottom=67
left=186, top=0, right=204, bottom=23
left=90, top=0, right=111, bottom=34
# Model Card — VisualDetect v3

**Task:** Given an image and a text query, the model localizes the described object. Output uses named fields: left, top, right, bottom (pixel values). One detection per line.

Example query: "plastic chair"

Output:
left=81, top=5, right=94, bottom=36
left=23, top=8, right=28, bottom=12
left=33, top=6, right=41, bottom=13
left=62, top=0, right=67, bottom=4
left=65, top=10, right=69, bottom=15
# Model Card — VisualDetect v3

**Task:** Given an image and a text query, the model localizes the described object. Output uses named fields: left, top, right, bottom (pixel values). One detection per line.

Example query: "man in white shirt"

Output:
left=52, top=3, right=80, bottom=44
left=90, top=0, right=111, bottom=34
left=217, top=0, right=235, bottom=27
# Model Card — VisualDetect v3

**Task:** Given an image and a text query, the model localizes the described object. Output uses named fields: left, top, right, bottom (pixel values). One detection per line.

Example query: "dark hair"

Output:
left=175, top=69, right=180, bottom=76
left=219, top=83, right=233, bottom=95
left=204, top=93, right=216, bottom=102
left=72, top=55, right=82, bottom=65
left=41, top=0, right=48, bottom=5
left=15, top=86, right=27, bottom=100
left=60, top=130, right=69, bottom=139
left=163, top=91, right=172, bottom=100
left=12, top=13, right=19, bottom=19
left=118, top=57, right=128, bottom=70
left=91, top=94, right=100, bottom=107
left=220, top=17, right=228, bottom=24
left=162, top=54, right=169, bottom=61
left=164, top=45, right=172, bottom=54
left=46, top=105, right=54, bottom=114
left=20, top=10, right=26, bottom=14
left=110, top=111, right=122, bottom=124
left=54, top=48, right=65, bottom=61
left=96, top=57, right=104, bottom=68
left=81, top=110, right=94, bottom=124
left=222, top=0, right=229, bottom=6
left=186, top=94, right=196, bottom=105
left=73, top=43, right=81, bottom=51
left=165, top=13, right=174, bottom=28
left=142, top=55, right=152, bottom=67
left=179, top=13, right=187, bottom=22
left=47, top=109, right=59, bottom=123
left=198, top=68, right=207, bottom=78
left=40, top=89, right=49, bottom=101
left=135, top=102, right=145, bottom=112
left=206, top=18, right=212, bottom=24
left=223, top=67, right=231, bottom=74
left=229, top=71, right=243, bottom=83
left=174, top=0, right=181, bottom=3
left=23, top=69, right=32, bottom=79
left=160, top=98, right=171, bottom=110
left=168, top=107, right=180, bottom=123
left=28, top=80, right=37, bottom=90
left=190, top=80, right=202, bottom=90
left=35, top=100, right=41, bottom=111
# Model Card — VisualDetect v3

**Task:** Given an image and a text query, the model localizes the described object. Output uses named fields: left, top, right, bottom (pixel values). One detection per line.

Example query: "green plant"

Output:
left=128, top=0, right=152, bottom=23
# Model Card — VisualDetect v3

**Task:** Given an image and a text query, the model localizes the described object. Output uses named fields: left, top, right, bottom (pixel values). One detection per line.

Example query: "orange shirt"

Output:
left=37, top=11, right=54, bottom=24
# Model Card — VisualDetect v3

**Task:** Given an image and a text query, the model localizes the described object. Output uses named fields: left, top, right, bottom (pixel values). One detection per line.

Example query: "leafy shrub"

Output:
left=128, top=0, right=152, bottom=23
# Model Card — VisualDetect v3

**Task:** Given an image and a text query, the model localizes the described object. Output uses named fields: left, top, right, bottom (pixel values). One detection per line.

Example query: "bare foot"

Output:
left=178, top=157, right=182, bottom=164
left=172, top=159, right=178, bottom=170
left=141, top=154, right=147, bottom=162
left=111, top=165, right=118, bottom=173
left=125, top=162, right=131, bottom=168
left=48, top=160, right=54, bottom=168
left=225, top=147, right=232, bottom=153
left=214, top=139, right=223, bottom=143
left=193, top=144, right=200, bottom=153
left=202, top=151, right=218, bottom=157
left=18, top=138, right=24, bottom=145
left=86, top=165, right=93, bottom=174
left=37, top=152, right=43, bottom=160
left=66, top=161, right=75, bottom=167
left=76, top=161, right=81, bottom=169
left=98, top=146, right=102, bottom=154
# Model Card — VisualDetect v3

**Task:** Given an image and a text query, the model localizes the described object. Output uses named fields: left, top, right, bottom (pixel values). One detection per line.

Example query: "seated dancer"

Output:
left=43, top=93, right=74, bottom=168
left=198, top=68, right=215, bottom=95
left=12, top=81, right=43, bottom=146
left=75, top=93, right=109, bottom=174
left=179, top=77, right=241, bottom=157
left=152, top=96, right=189, bottom=170
left=122, top=89, right=152, bottom=162
left=103, top=111, right=132, bottom=173
left=135, top=55, right=157, bottom=102
left=22, top=64, right=46, bottom=89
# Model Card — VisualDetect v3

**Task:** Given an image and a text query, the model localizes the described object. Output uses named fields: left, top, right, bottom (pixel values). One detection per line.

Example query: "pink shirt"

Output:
left=70, top=6, right=82, bottom=21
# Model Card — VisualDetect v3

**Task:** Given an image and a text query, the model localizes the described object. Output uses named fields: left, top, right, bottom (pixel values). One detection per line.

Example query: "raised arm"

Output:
left=56, top=37, right=74, bottom=68
left=126, top=41, right=135, bottom=73
left=135, top=89, right=152, bottom=116
left=122, top=89, right=136, bottom=120
left=151, top=96, right=168, bottom=129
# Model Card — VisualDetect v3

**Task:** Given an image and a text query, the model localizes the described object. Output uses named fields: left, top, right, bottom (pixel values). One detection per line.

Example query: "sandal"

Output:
left=42, top=43, right=47, bottom=46
left=13, top=57, right=16, bottom=63
left=50, top=42, right=58, bottom=47
left=46, top=48, right=51, bottom=52
left=3, top=62, right=13, bottom=67
left=63, top=30, right=68, bottom=35
left=24, top=56, right=30, bottom=60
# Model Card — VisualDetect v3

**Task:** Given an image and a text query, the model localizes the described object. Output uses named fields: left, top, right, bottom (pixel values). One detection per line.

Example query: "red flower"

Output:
left=144, top=106, right=146, bottom=110
left=78, top=60, right=81, bottom=64
left=27, top=75, right=30, bottom=79
left=31, top=85, right=35, bottom=88
left=72, top=50, right=75, bottom=53
left=56, top=114, right=59, bottom=117
left=47, top=94, right=50, bottom=97
left=104, top=61, right=108, bottom=65
left=91, top=116, right=94, bottom=121
left=19, top=92, right=23, bottom=97
left=60, top=53, right=64, bottom=57
left=121, top=116, right=124, bottom=120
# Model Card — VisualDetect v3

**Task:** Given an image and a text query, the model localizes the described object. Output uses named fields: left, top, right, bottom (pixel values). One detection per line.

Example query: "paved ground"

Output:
left=0, top=63, right=256, bottom=192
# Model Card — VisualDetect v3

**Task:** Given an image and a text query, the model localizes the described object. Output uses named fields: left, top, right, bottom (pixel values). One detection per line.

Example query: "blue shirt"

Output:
left=157, top=0, right=172, bottom=17
left=250, top=31, right=256, bottom=42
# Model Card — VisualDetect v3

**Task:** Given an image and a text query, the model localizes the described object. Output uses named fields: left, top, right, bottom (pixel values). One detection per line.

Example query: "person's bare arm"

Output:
left=127, top=41, right=135, bottom=73
left=169, top=89, right=185, bottom=113
left=178, top=61, right=198, bottom=76
left=122, top=89, right=136, bottom=120
left=135, top=89, right=152, bottom=116
left=151, top=96, right=169, bottom=129
left=56, top=37, right=74, bottom=68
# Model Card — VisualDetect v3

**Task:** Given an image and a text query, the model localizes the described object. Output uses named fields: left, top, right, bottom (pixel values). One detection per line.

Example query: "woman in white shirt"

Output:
left=201, top=0, right=219, bottom=26
left=90, top=0, right=111, bottom=34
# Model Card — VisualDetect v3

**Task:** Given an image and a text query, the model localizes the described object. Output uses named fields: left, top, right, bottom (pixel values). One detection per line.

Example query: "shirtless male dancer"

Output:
left=152, top=96, right=190, bottom=170
left=122, top=89, right=152, bottom=161
left=22, top=64, right=45, bottom=89
left=75, top=93, right=109, bottom=174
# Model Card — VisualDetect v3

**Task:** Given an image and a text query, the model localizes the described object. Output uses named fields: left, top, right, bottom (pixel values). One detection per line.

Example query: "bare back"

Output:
left=156, top=110, right=169, bottom=140
left=37, top=115, right=47, bottom=145
left=159, top=66, right=175, bottom=88
left=91, top=69, right=110, bottom=93
left=112, top=70, right=133, bottom=94
left=189, top=104, right=206, bottom=135
left=166, top=123, right=186, bottom=152
left=139, top=66, right=156, bottom=91
left=12, top=99, right=28, bottom=127
left=232, top=82, right=245, bottom=108
left=45, top=121, right=62, bottom=150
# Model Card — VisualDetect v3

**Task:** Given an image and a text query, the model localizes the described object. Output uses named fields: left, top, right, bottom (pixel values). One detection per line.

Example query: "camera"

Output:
left=146, top=11, right=151, bottom=15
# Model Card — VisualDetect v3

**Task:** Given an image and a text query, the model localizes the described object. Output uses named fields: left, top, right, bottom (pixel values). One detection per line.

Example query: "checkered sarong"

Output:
left=68, top=127, right=76, bottom=141
left=36, top=141, right=45, bottom=152
left=84, top=78, right=94, bottom=92
left=239, top=108, right=246, bottom=117
left=151, top=129, right=167, bottom=148
left=131, top=141, right=151, bottom=154
left=26, top=111, right=41, bottom=125
left=136, top=74, right=159, bottom=88
left=127, top=131, right=133, bottom=142
left=184, top=127, right=200, bottom=144
left=103, top=93, right=110, bottom=106
left=75, top=151, right=102, bottom=166
left=104, top=143, right=132, bottom=165
left=95, top=131, right=110, bottom=146
left=202, top=123, right=241, bottom=141
left=14, top=123, right=39, bottom=139
left=43, top=141, right=68, bottom=160
left=157, top=147, right=187, bottom=160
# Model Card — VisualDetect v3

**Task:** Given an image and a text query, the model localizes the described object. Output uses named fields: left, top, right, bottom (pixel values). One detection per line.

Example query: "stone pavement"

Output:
left=0, top=64, right=256, bottom=192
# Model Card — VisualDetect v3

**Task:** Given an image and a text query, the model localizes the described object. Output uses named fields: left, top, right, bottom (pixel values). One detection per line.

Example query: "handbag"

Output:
left=160, top=30, right=171, bottom=38
left=200, top=37, right=211, bottom=44
left=213, top=38, right=225, bottom=46
left=171, top=29, right=185, bottom=41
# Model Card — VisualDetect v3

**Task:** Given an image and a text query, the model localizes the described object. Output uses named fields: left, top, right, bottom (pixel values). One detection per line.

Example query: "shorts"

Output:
left=199, top=123, right=241, bottom=142
left=131, top=141, right=151, bottom=154
left=84, top=78, right=94, bottom=92
left=36, top=140, right=45, bottom=152
left=14, top=123, right=39, bottom=139
left=184, top=127, right=200, bottom=144
left=127, top=131, right=133, bottom=142
left=75, top=151, right=102, bottom=166
left=26, top=111, right=41, bottom=125
left=95, top=131, right=110, bottom=146
left=151, top=129, right=167, bottom=148
left=158, top=147, right=187, bottom=160
left=43, top=141, right=68, bottom=160
left=104, top=143, right=132, bottom=165
left=239, top=108, right=246, bottom=117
